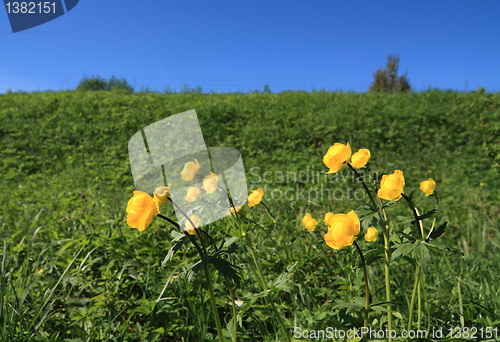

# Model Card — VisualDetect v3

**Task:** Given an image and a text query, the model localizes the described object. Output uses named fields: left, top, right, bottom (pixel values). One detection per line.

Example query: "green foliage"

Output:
left=369, top=54, right=411, bottom=93
left=76, top=75, right=134, bottom=92
left=0, top=90, right=498, bottom=340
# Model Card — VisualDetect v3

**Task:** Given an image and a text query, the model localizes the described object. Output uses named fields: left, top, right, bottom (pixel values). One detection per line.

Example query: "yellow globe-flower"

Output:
left=185, top=215, right=201, bottom=234
left=154, top=185, right=169, bottom=206
left=324, top=210, right=360, bottom=249
left=323, top=143, right=351, bottom=174
left=181, top=159, right=200, bottom=181
left=248, top=188, right=264, bottom=207
left=185, top=186, right=201, bottom=202
left=364, top=227, right=378, bottom=242
left=324, top=212, right=334, bottom=225
left=419, top=178, right=436, bottom=196
left=227, top=206, right=242, bottom=216
left=202, top=172, right=219, bottom=194
left=126, top=191, right=159, bottom=232
left=350, top=149, right=371, bottom=169
left=302, top=213, right=318, bottom=232
left=377, top=170, right=405, bottom=201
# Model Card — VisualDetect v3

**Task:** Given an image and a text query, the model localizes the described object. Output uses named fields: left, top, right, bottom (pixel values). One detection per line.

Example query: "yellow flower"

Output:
left=185, top=186, right=201, bottom=202
left=248, top=188, right=264, bottom=207
left=377, top=170, right=405, bottom=201
left=227, top=206, right=242, bottom=216
left=324, top=212, right=334, bottom=225
left=154, top=185, right=169, bottom=206
left=38, top=269, right=43, bottom=275
left=323, top=142, right=352, bottom=174
left=185, top=215, right=201, bottom=234
left=202, top=172, right=219, bottom=194
left=350, top=148, right=371, bottom=169
left=324, top=210, right=360, bottom=249
left=419, top=178, right=436, bottom=196
left=302, top=213, right=318, bottom=232
left=364, top=227, right=378, bottom=242
left=181, top=159, right=200, bottom=181
left=126, top=191, right=159, bottom=232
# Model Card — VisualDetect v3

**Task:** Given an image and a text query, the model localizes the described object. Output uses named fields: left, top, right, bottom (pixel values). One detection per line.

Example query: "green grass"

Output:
left=0, top=89, right=499, bottom=341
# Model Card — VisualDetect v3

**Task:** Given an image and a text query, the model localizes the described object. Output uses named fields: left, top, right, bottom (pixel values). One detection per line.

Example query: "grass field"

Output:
left=0, top=89, right=499, bottom=341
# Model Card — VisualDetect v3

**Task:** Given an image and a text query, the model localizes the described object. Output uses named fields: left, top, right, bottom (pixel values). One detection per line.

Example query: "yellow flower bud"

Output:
left=185, top=186, right=201, bottom=202
left=364, top=227, right=378, bottom=242
left=324, top=212, right=334, bottom=225
left=154, top=186, right=169, bottom=206
left=185, top=215, right=201, bottom=234
left=302, top=213, right=318, bottom=232
left=419, top=178, right=436, bottom=196
left=350, top=149, right=371, bottom=169
left=324, top=210, right=360, bottom=249
left=377, top=170, right=405, bottom=201
left=227, top=206, right=242, bottom=216
left=181, top=159, right=200, bottom=181
left=323, top=143, right=351, bottom=174
left=248, top=188, right=264, bottom=207
left=126, top=191, right=159, bottom=232
left=202, top=172, right=219, bottom=194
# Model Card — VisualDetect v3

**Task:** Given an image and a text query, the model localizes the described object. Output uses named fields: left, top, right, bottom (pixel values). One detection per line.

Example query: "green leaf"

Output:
left=161, top=236, right=188, bottom=267
left=208, top=257, right=241, bottom=285
left=391, top=241, right=420, bottom=262
left=363, top=247, right=384, bottom=266
left=411, top=209, right=437, bottom=224
left=425, top=221, right=448, bottom=242
left=412, top=241, right=431, bottom=270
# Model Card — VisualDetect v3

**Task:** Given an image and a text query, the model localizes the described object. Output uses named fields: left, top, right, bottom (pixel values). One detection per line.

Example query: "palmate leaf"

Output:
left=161, top=235, right=189, bottom=267
left=391, top=240, right=419, bottom=262
left=208, top=257, right=242, bottom=285
left=412, top=241, right=431, bottom=271
left=425, top=221, right=448, bottom=242
left=411, top=209, right=437, bottom=224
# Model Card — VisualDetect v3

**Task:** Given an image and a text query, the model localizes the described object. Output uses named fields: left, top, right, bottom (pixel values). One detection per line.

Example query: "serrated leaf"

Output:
left=161, top=236, right=188, bottom=267
left=426, top=221, right=447, bottom=242
left=391, top=241, right=420, bottom=262
left=363, top=247, right=384, bottom=266
left=208, top=257, right=241, bottom=285
left=411, top=209, right=437, bottom=224
left=412, top=242, right=431, bottom=270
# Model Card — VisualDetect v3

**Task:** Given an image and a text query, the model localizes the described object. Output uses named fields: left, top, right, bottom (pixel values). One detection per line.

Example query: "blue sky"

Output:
left=1, top=1, right=499, bottom=93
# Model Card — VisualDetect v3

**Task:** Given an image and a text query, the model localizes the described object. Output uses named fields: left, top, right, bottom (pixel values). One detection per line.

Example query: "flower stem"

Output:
left=382, top=222, right=393, bottom=341
left=401, top=193, right=423, bottom=239
left=227, top=279, right=238, bottom=342
left=204, top=265, right=225, bottom=342
left=353, top=240, right=370, bottom=335
left=408, top=265, right=421, bottom=331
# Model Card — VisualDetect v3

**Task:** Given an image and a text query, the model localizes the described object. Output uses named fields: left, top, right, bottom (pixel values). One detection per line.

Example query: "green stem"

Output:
left=417, top=273, right=422, bottom=329
left=353, top=240, right=370, bottom=337
left=225, top=277, right=238, bottom=342
left=408, top=265, right=421, bottom=331
left=401, top=193, right=423, bottom=239
left=383, top=223, right=393, bottom=341
left=204, top=265, right=225, bottom=342
left=260, top=200, right=277, bottom=223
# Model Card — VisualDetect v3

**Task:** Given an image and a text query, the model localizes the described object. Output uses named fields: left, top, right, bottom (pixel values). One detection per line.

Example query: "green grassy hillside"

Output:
left=0, top=90, right=499, bottom=341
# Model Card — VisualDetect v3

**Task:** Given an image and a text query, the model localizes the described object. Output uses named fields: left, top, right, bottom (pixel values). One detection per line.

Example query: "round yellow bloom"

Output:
left=324, top=210, right=360, bottom=249
left=154, top=185, right=169, bottom=206
left=185, top=215, right=201, bottom=234
left=202, top=172, right=219, bottom=194
left=324, top=212, right=334, bottom=225
left=419, top=178, right=436, bottom=196
left=350, top=149, right=371, bottom=169
left=323, top=143, right=351, bottom=174
left=364, top=227, right=378, bottom=242
left=126, top=191, right=159, bottom=232
left=181, top=159, right=200, bottom=181
left=302, top=213, right=318, bottom=232
left=185, top=186, right=201, bottom=202
left=248, top=188, right=264, bottom=207
left=377, top=170, right=405, bottom=201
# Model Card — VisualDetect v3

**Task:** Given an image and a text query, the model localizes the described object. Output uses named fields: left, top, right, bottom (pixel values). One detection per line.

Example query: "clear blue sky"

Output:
left=1, top=1, right=499, bottom=93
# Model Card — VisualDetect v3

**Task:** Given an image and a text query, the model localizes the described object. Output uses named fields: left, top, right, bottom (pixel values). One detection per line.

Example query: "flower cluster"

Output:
left=322, top=142, right=371, bottom=173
